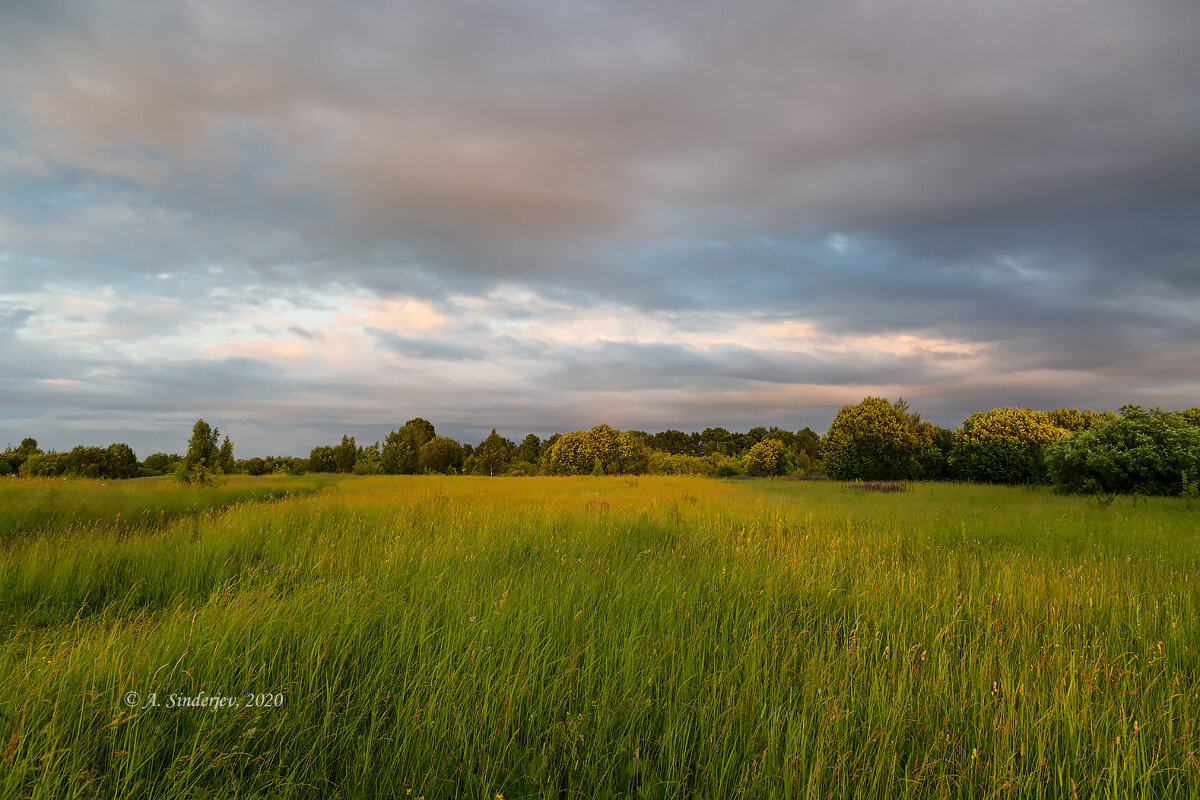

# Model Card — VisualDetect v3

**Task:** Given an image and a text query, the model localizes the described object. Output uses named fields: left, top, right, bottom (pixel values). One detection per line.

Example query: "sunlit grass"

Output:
left=0, top=476, right=1197, bottom=798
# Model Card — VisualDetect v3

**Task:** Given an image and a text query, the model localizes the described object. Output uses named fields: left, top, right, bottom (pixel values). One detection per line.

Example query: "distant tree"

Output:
left=381, top=428, right=419, bottom=474
left=141, top=453, right=176, bottom=473
left=308, top=445, right=336, bottom=473
left=420, top=436, right=465, bottom=474
left=217, top=435, right=235, bottom=473
left=515, top=434, right=541, bottom=464
left=545, top=424, right=648, bottom=476
left=178, top=420, right=225, bottom=483
left=472, top=429, right=510, bottom=476
left=333, top=435, right=357, bottom=473
left=1045, top=405, right=1200, bottom=496
left=404, top=418, right=437, bottom=448
left=744, top=438, right=788, bottom=476
left=1046, top=407, right=1110, bottom=433
left=822, top=397, right=935, bottom=481
left=106, top=443, right=138, bottom=479
left=19, top=438, right=40, bottom=455
left=698, top=427, right=735, bottom=456
left=795, top=427, right=821, bottom=463
left=353, top=441, right=383, bottom=475
left=649, top=429, right=692, bottom=455
left=949, top=408, right=1069, bottom=484
left=243, top=457, right=268, bottom=476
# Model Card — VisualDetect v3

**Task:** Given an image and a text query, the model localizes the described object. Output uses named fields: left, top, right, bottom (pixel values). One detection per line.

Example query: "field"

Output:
left=1, top=475, right=1197, bottom=799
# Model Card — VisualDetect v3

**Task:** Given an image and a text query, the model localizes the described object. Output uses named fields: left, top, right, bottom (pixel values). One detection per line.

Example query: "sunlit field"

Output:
left=1, top=475, right=1197, bottom=799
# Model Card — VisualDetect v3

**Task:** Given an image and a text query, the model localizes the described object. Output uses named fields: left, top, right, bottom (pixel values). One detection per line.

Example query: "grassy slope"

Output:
left=0, top=476, right=1197, bottom=799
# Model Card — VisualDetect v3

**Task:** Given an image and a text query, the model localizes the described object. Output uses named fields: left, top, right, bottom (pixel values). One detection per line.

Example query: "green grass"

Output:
left=0, top=476, right=1197, bottom=799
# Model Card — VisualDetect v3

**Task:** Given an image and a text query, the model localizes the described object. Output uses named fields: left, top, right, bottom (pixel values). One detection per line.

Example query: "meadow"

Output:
left=0, top=475, right=1197, bottom=799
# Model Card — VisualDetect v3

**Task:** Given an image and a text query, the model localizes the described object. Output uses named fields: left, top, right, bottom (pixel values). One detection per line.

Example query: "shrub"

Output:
left=822, top=397, right=934, bottom=481
left=743, top=438, right=787, bottom=477
left=647, top=451, right=715, bottom=475
left=545, top=424, right=648, bottom=476
left=1044, top=405, right=1200, bottom=496
left=950, top=408, right=1069, bottom=484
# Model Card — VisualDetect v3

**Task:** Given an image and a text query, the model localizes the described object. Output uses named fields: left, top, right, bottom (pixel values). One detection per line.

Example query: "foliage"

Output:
left=743, top=438, right=787, bottom=477
left=822, top=397, right=935, bottom=480
left=646, top=451, right=717, bottom=475
left=308, top=445, right=337, bottom=474
left=419, top=436, right=465, bottom=474
left=472, top=429, right=512, bottom=476
left=950, top=408, right=1069, bottom=484
left=1044, top=405, right=1200, bottom=496
left=515, top=434, right=541, bottom=464
left=332, top=435, right=357, bottom=474
left=178, top=419, right=225, bottom=484
left=1046, top=407, right=1112, bottom=432
left=545, top=424, right=648, bottom=475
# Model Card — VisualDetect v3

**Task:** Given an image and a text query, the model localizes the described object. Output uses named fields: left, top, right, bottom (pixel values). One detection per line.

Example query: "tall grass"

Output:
left=0, top=476, right=1196, bottom=798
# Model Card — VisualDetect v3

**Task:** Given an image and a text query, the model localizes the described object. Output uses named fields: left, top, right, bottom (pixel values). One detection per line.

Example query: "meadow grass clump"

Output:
left=845, top=481, right=908, bottom=493
left=0, top=475, right=1197, bottom=798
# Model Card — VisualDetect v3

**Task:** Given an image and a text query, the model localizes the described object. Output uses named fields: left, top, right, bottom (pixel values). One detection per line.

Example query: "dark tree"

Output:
left=333, top=435, right=357, bottom=473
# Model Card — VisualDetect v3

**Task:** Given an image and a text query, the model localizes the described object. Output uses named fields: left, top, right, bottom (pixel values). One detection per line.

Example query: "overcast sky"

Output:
left=2, top=0, right=1198, bottom=456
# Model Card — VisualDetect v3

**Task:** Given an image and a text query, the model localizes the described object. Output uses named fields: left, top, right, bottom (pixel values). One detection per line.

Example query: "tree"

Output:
left=419, top=436, right=465, bottom=474
left=217, top=435, right=235, bottom=473
left=822, top=397, right=934, bottom=480
left=950, top=408, right=1068, bottom=484
left=184, top=420, right=220, bottom=470
left=333, top=435, right=357, bottom=473
left=19, top=438, right=40, bottom=455
left=744, top=438, right=787, bottom=476
left=404, top=418, right=436, bottom=448
left=308, top=445, right=336, bottom=473
left=472, top=429, right=510, bottom=476
left=106, top=443, right=138, bottom=479
left=515, top=434, right=541, bottom=464
left=1045, top=405, right=1200, bottom=495
left=179, top=419, right=224, bottom=483
left=545, top=424, right=648, bottom=476
left=381, top=428, right=419, bottom=474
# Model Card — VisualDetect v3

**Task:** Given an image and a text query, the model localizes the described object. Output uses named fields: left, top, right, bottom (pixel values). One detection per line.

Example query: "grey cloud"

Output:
left=2, top=0, right=1198, bottom=447
left=368, top=329, right=487, bottom=362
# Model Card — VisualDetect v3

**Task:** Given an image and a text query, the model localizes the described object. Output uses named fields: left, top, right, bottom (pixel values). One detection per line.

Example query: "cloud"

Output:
left=1, top=0, right=1198, bottom=453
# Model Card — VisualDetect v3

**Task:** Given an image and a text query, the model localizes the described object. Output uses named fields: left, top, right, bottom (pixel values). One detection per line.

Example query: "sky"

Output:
left=2, top=0, right=1199, bottom=457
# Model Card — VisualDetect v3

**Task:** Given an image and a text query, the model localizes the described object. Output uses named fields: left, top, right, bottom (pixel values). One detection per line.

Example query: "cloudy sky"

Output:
left=2, top=0, right=1198, bottom=456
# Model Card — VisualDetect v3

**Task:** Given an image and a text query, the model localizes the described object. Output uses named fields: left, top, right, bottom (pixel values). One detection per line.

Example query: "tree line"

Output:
left=4, top=399, right=1198, bottom=495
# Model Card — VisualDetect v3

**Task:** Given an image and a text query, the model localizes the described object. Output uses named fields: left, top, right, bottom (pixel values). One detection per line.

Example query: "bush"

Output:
left=950, top=408, right=1069, bottom=484
left=545, top=424, right=648, bottom=476
left=822, top=397, right=935, bottom=481
left=1044, top=405, right=1200, bottom=495
left=646, top=451, right=714, bottom=475
left=743, top=439, right=787, bottom=477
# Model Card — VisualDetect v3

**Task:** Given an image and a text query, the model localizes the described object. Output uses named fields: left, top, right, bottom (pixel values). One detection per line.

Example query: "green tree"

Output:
left=473, top=429, right=510, bottom=476
left=822, top=397, right=934, bottom=481
left=106, top=443, right=138, bottom=479
left=419, top=436, right=465, bottom=474
left=744, top=438, right=787, bottom=476
left=217, top=435, right=235, bottom=473
left=404, top=418, right=436, bottom=448
left=515, top=434, right=541, bottom=464
left=950, top=408, right=1068, bottom=484
left=185, top=420, right=220, bottom=469
left=1045, top=405, right=1200, bottom=495
left=381, top=428, right=419, bottom=474
left=545, top=424, right=648, bottom=476
left=178, top=419, right=223, bottom=483
left=308, top=445, right=336, bottom=473
left=333, top=435, right=357, bottom=473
